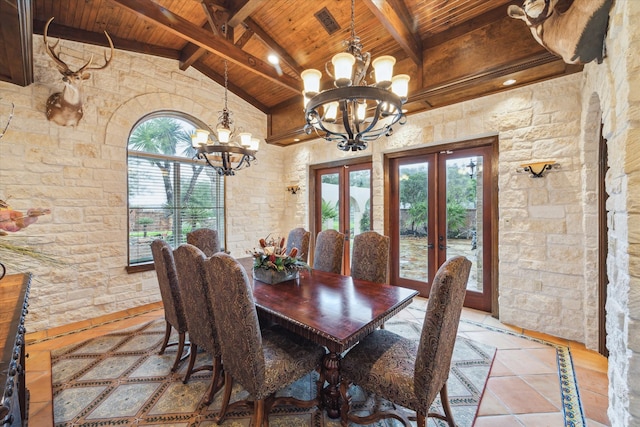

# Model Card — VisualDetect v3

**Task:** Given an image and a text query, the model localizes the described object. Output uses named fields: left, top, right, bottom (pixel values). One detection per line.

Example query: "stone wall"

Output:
left=580, top=1, right=640, bottom=425
left=0, top=36, right=286, bottom=331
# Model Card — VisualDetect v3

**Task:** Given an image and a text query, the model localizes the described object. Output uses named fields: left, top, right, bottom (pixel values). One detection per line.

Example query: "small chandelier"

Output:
left=192, top=60, right=259, bottom=176
left=301, top=0, right=410, bottom=151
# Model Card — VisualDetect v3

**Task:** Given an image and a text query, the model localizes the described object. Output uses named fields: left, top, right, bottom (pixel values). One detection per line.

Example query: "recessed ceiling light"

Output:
left=268, top=54, right=279, bottom=65
left=503, top=79, right=517, bottom=86
left=294, top=138, right=300, bottom=142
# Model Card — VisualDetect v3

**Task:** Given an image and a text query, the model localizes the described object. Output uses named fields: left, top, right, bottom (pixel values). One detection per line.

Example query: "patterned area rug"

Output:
left=51, top=317, right=496, bottom=427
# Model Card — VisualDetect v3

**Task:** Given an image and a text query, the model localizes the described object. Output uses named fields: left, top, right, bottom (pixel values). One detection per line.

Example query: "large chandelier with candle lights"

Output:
left=192, top=60, right=259, bottom=176
left=301, top=0, right=410, bottom=151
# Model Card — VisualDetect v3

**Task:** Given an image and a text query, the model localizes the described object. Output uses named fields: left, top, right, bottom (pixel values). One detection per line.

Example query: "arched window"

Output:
left=127, top=112, right=225, bottom=266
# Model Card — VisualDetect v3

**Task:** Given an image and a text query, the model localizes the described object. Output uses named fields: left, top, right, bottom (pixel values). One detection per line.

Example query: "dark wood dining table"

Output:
left=238, top=258, right=419, bottom=418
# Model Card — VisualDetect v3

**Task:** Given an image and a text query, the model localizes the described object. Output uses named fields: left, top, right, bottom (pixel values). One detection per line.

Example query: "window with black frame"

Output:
left=127, top=112, right=225, bottom=266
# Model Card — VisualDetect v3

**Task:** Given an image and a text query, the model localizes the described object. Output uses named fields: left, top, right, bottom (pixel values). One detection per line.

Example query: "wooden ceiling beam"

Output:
left=363, top=0, right=422, bottom=66
left=227, top=0, right=265, bottom=27
left=108, top=0, right=301, bottom=93
left=33, top=19, right=180, bottom=60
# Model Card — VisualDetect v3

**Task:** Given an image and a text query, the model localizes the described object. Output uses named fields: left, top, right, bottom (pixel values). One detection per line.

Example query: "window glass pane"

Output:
left=127, top=114, right=224, bottom=266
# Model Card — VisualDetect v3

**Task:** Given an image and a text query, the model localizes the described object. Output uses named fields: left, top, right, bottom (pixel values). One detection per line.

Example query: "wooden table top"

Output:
left=238, top=258, right=418, bottom=353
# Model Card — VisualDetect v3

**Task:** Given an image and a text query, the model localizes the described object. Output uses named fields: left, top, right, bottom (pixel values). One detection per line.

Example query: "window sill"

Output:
left=126, top=262, right=154, bottom=274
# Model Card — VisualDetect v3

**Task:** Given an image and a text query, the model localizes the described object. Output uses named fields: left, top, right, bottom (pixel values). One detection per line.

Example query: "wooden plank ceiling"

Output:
left=1, top=0, right=581, bottom=146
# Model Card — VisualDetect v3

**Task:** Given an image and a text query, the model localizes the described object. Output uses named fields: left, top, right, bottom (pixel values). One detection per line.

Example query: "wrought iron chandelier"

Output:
left=192, top=60, right=259, bottom=176
left=301, top=0, right=410, bottom=151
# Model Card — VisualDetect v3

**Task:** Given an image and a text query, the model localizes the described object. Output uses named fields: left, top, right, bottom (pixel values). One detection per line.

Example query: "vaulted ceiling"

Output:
left=0, top=0, right=580, bottom=146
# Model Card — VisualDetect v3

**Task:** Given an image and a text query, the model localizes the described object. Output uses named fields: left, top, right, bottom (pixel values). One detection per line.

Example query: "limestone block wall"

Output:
left=0, top=36, right=285, bottom=332
left=283, top=73, right=597, bottom=346
left=580, top=1, right=640, bottom=425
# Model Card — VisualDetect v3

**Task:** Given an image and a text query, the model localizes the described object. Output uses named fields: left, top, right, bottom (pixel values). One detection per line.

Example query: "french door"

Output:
left=313, top=162, right=373, bottom=274
left=387, top=140, right=496, bottom=312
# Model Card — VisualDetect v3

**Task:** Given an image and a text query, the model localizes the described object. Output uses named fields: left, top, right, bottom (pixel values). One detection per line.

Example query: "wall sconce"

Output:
left=518, top=161, right=558, bottom=178
left=287, top=185, right=300, bottom=194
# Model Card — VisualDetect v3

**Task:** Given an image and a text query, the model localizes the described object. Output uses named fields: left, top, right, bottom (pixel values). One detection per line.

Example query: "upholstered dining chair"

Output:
left=202, top=253, right=326, bottom=427
left=150, top=239, right=189, bottom=372
left=186, top=228, right=221, bottom=257
left=351, top=231, right=390, bottom=284
left=312, top=229, right=345, bottom=274
left=173, top=243, right=223, bottom=404
left=339, top=256, right=472, bottom=427
left=286, top=227, right=311, bottom=262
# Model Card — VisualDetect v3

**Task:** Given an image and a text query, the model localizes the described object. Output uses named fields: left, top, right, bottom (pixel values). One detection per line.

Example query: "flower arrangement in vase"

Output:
left=248, top=234, right=310, bottom=284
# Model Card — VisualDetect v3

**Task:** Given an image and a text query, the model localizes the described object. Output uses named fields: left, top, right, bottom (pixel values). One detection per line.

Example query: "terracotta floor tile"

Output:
left=476, top=389, right=510, bottom=416
left=570, top=346, right=608, bottom=372
left=473, top=414, right=524, bottom=426
left=574, top=365, right=608, bottom=395
left=520, top=374, right=563, bottom=409
left=25, top=350, right=50, bottom=371
left=485, top=357, right=515, bottom=377
left=486, top=376, right=558, bottom=414
left=516, top=412, right=565, bottom=426
left=25, top=370, right=52, bottom=403
left=580, top=388, right=611, bottom=426
left=494, top=348, right=558, bottom=376
left=27, top=400, right=53, bottom=427
left=585, top=417, right=610, bottom=427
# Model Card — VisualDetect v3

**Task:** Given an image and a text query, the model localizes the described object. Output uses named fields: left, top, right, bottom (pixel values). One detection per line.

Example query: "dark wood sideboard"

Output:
left=0, top=273, right=30, bottom=426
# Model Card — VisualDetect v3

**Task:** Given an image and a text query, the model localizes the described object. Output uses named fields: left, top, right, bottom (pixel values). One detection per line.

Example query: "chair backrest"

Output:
left=151, top=239, right=187, bottom=333
left=187, top=228, right=221, bottom=257
left=312, top=229, right=345, bottom=274
left=350, top=231, right=390, bottom=284
left=173, top=243, right=220, bottom=356
left=286, top=227, right=311, bottom=263
left=414, top=256, right=471, bottom=403
left=203, top=252, right=265, bottom=396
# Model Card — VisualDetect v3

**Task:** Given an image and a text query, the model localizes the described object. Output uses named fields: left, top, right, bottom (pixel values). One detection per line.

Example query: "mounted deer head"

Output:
left=508, top=0, right=612, bottom=64
left=43, top=17, right=114, bottom=127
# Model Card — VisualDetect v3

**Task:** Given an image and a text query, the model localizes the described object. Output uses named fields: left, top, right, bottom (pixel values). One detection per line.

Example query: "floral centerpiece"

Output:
left=248, top=234, right=310, bottom=284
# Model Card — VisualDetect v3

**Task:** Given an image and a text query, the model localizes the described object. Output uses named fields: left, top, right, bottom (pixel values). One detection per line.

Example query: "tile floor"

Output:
left=24, top=298, right=610, bottom=426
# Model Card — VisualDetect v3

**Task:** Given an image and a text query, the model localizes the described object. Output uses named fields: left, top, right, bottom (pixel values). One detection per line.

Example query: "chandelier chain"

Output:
left=223, top=60, right=229, bottom=112
left=350, top=0, right=356, bottom=39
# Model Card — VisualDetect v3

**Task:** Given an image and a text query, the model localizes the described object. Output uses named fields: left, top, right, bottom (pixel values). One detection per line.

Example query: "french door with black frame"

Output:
left=387, top=138, right=496, bottom=312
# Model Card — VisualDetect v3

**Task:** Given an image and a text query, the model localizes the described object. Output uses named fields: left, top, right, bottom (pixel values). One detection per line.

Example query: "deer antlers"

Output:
left=43, top=17, right=114, bottom=76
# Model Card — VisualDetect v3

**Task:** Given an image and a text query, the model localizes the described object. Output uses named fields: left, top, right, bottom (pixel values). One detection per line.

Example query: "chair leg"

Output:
left=159, top=321, right=172, bottom=355
left=215, top=371, right=234, bottom=425
left=251, top=399, right=265, bottom=427
left=183, top=343, right=198, bottom=384
left=170, top=332, right=187, bottom=372
left=204, top=355, right=224, bottom=404
left=439, top=383, right=456, bottom=427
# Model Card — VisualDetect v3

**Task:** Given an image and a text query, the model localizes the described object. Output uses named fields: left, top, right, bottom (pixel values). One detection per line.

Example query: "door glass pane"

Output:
left=445, top=156, right=483, bottom=292
left=398, top=162, right=429, bottom=281
left=320, top=173, right=340, bottom=231
left=349, top=168, right=371, bottom=260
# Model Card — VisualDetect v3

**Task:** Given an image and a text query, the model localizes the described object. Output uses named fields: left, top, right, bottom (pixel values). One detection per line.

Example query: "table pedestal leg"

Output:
left=321, top=352, right=341, bottom=418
